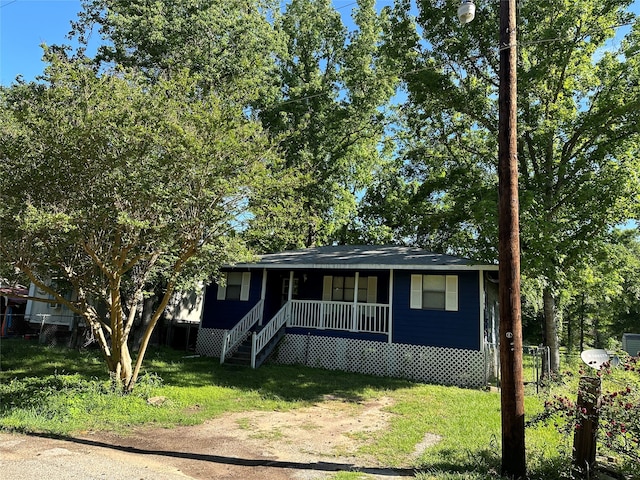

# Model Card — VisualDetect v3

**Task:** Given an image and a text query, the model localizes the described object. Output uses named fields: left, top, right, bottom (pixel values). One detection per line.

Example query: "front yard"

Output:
left=0, top=339, right=636, bottom=479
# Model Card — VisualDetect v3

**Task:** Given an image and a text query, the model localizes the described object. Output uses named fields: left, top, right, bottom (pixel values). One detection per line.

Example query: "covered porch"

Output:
left=288, top=299, right=389, bottom=335
left=220, top=268, right=394, bottom=367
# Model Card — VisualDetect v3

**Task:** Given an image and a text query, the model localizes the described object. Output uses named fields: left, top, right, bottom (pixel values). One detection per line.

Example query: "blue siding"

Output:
left=201, top=270, right=263, bottom=329
left=200, top=266, right=482, bottom=352
left=392, top=270, right=480, bottom=350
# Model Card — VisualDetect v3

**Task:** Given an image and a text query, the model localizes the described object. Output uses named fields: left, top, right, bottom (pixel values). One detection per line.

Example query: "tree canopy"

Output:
left=248, top=0, right=399, bottom=251
left=73, top=0, right=284, bottom=103
left=0, top=53, right=275, bottom=390
left=371, top=0, right=640, bottom=370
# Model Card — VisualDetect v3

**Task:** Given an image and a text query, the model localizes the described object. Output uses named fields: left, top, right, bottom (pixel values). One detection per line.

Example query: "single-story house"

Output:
left=196, top=245, right=499, bottom=387
left=25, top=282, right=77, bottom=331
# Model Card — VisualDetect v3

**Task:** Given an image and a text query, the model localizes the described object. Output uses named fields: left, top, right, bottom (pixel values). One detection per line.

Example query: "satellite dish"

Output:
left=610, top=355, right=620, bottom=368
left=580, top=349, right=610, bottom=370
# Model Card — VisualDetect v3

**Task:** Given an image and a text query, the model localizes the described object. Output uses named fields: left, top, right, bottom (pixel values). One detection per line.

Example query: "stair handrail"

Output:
left=220, top=299, right=264, bottom=364
left=251, top=301, right=290, bottom=368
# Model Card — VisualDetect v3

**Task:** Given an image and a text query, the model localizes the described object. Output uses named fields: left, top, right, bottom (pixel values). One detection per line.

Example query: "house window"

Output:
left=217, top=272, right=251, bottom=301
left=323, top=275, right=377, bottom=303
left=331, top=277, right=367, bottom=302
left=225, top=272, right=244, bottom=300
left=410, top=274, right=458, bottom=311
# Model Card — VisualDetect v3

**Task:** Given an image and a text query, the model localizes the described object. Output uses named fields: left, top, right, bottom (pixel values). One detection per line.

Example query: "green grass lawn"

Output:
left=0, top=338, right=602, bottom=479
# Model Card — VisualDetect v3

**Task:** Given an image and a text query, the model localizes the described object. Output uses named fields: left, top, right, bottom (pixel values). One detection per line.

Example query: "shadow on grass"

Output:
left=0, top=339, right=106, bottom=380
left=415, top=448, right=583, bottom=480
left=209, top=362, right=414, bottom=402
left=23, top=431, right=418, bottom=477
left=414, top=447, right=502, bottom=479
left=141, top=344, right=414, bottom=401
left=1, top=338, right=414, bottom=404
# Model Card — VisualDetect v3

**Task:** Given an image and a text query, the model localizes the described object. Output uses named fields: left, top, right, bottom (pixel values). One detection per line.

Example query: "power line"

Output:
left=332, top=1, right=359, bottom=11
left=0, top=0, right=19, bottom=8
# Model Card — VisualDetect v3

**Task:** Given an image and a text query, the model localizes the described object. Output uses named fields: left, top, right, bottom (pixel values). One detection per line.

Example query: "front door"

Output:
left=281, top=276, right=299, bottom=306
left=264, top=272, right=297, bottom=321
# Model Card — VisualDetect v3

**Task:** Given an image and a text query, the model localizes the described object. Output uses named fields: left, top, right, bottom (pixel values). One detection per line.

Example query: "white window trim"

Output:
left=216, top=272, right=251, bottom=301
left=410, top=274, right=458, bottom=311
left=240, top=272, right=251, bottom=301
left=322, top=274, right=377, bottom=303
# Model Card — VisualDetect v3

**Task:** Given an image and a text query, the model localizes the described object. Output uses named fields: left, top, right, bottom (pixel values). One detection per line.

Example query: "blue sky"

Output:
left=1, top=0, right=84, bottom=84
left=0, top=0, right=393, bottom=85
left=0, top=0, right=637, bottom=86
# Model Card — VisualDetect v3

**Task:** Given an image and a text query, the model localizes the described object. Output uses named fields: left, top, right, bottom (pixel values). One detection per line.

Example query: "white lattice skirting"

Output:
left=195, top=327, right=225, bottom=357
left=196, top=328, right=486, bottom=388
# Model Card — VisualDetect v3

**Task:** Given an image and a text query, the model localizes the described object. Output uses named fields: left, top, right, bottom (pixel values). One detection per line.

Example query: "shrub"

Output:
left=529, top=355, right=640, bottom=466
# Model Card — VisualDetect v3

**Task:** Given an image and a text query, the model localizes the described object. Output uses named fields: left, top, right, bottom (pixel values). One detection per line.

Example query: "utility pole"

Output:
left=497, top=0, right=526, bottom=478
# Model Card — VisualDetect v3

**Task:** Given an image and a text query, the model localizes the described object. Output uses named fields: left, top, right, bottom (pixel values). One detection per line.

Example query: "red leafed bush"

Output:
left=529, top=355, right=640, bottom=464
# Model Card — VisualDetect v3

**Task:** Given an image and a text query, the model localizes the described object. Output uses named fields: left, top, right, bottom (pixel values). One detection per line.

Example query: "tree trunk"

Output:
left=133, top=295, right=156, bottom=351
left=580, top=295, right=585, bottom=352
left=117, top=342, right=133, bottom=387
left=127, top=282, right=177, bottom=391
left=566, top=309, right=572, bottom=354
left=593, top=315, right=601, bottom=349
left=104, top=279, right=137, bottom=390
left=543, top=287, right=560, bottom=374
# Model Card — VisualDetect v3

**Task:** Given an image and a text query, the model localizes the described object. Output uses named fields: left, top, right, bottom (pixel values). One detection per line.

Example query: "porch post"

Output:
left=259, top=268, right=267, bottom=326
left=479, top=270, right=485, bottom=350
left=251, top=332, right=257, bottom=369
left=288, top=271, right=294, bottom=301
left=388, top=269, right=393, bottom=343
left=351, top=272, right=359, bottom=331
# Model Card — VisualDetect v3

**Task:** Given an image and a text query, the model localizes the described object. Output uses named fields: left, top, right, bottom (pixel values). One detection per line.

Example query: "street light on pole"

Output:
left=458, top=0, right=526, bottom=477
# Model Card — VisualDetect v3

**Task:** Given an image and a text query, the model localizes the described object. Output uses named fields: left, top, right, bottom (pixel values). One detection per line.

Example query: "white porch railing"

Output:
left=251, top=302, right=290, bottom=369
left=288, top=300, right=390, bottom=335
left=220, top=299, right=263, bottom=364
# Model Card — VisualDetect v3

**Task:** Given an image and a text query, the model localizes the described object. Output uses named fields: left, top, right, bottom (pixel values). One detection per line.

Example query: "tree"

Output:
left=73, top=0, right=284, bottom=104
left=71, top=0, right=398, bottom=253
left=561, top=229, right=640, bottom=352
left=0, top=53, right=275, bottom=391
left=250, top=0, right=398, bottom=250
left=380, top=0, right=640, bottom=371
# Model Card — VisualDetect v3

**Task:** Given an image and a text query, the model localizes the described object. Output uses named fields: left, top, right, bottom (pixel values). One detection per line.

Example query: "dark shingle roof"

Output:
left=233, top=245, right=497, bottom=271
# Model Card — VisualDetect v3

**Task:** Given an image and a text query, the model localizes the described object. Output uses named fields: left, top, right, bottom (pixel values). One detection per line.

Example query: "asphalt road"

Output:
left=1, top=432, right=194, bottom=480
left=0, top=431, right=409, bottom=480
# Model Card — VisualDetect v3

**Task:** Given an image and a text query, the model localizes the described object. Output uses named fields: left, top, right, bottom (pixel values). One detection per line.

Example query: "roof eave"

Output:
left=226, top=262, right=499, bottom=271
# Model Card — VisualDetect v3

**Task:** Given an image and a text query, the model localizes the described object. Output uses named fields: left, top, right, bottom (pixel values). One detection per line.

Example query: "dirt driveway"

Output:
left=0, top=396, right=439, bottom=480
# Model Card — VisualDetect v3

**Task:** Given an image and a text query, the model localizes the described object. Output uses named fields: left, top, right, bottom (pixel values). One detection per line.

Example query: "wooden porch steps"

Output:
left=223, top=324, right=286, bottom=367
left=224, top=337, right=252, bottom=366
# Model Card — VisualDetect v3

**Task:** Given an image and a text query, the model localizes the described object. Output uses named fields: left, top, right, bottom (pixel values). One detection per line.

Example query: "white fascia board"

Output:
left=231, top=263, right=499, bottom=271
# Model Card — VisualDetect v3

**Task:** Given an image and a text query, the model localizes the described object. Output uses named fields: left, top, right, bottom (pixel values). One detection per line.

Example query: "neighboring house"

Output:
left=196, top=245, right=499, bottom=388
left=25, top=282, right=77, bottom=331
left=162, top=284, right=205, bottom=350
left=0, top=284, right=29, bottom=337
left=622, top=333, right=640, bottom=357
left=25, top=281, right=204, bottom=348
